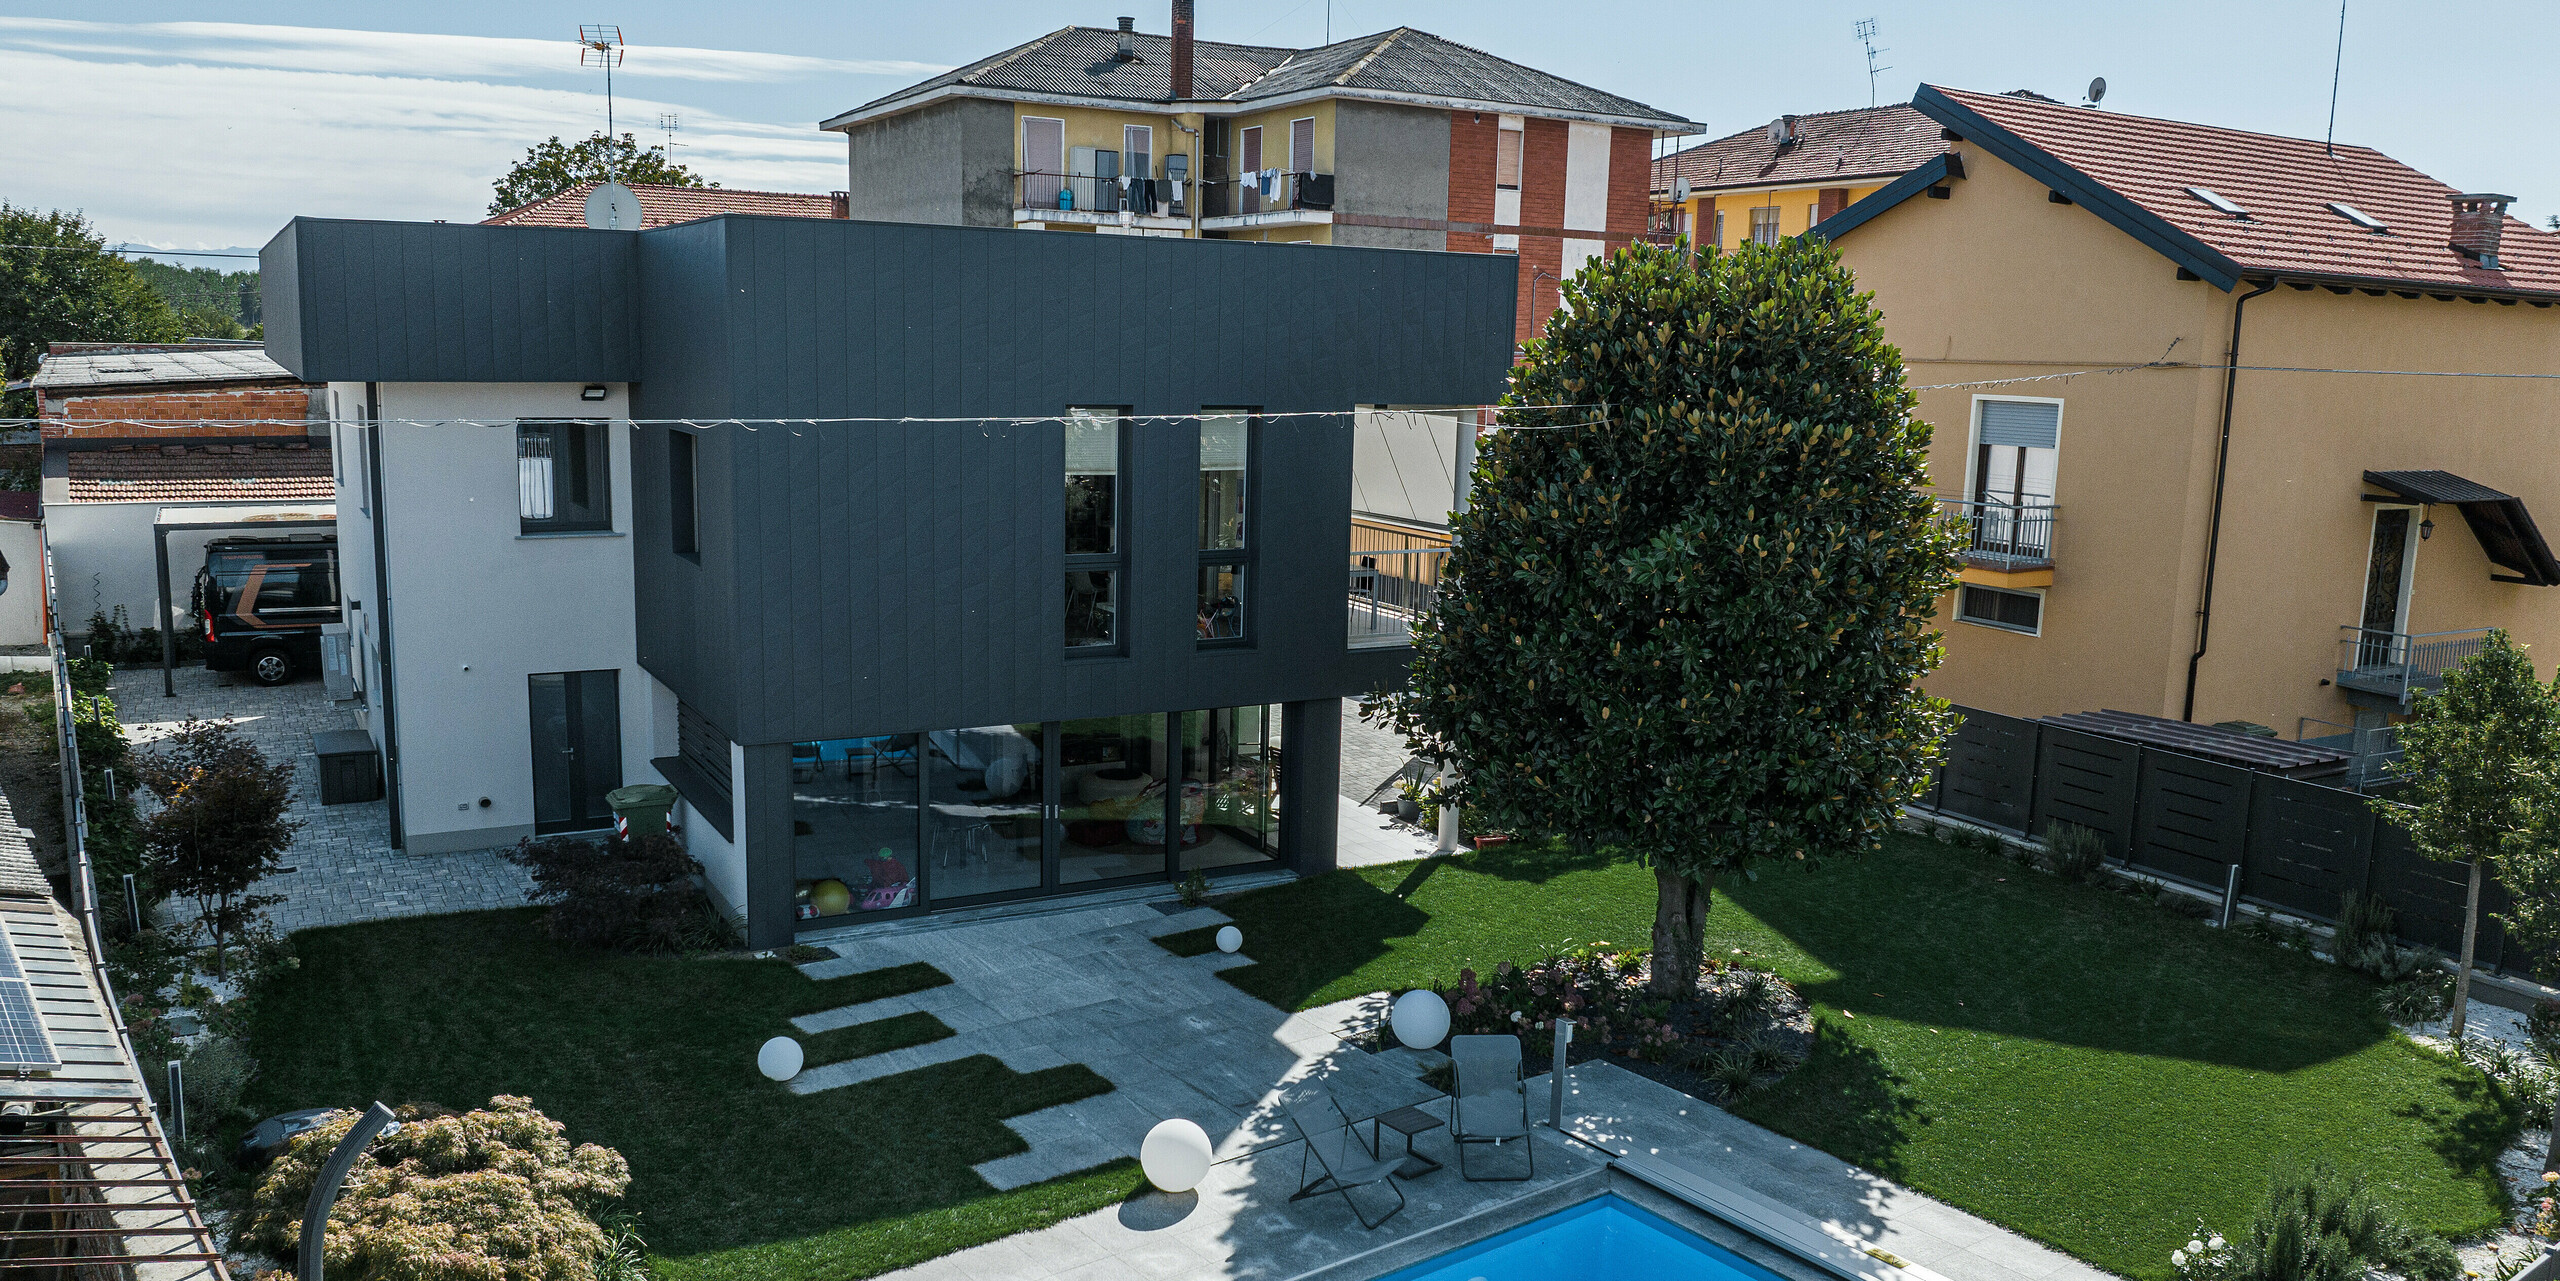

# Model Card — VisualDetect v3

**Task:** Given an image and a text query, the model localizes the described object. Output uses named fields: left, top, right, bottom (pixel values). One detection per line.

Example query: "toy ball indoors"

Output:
left=809, top=879, right=853, bottom=916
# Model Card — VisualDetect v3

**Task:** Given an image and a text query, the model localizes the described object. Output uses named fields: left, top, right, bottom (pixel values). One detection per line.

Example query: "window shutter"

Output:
left=1023, top=118, right=1065, bottom=206
left=1978, top=400, right=2060, bottom=450
left=1290, top=117, right=1315, bottom=173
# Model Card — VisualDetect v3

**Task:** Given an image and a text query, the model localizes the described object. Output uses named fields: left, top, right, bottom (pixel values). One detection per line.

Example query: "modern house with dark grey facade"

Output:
left=261, top=213, right=1514, bottom=946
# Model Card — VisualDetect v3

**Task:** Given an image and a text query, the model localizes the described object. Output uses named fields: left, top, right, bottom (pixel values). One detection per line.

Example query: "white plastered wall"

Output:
left=369, top=382, right=660, bottom=854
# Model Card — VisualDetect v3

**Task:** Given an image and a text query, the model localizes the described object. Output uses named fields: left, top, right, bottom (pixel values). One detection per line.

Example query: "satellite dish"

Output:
left=585, top=181, right=642, bottom=230
left=2086, top=77, right=2108, bottom=105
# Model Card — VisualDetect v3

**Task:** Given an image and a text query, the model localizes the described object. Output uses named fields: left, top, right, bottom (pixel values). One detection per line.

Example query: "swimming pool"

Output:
left=1378, top=1194, right=1790, bottom=1281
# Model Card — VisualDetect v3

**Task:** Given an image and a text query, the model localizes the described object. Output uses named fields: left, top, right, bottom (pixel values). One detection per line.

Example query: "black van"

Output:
left=193, top=537, right=339, bottom=686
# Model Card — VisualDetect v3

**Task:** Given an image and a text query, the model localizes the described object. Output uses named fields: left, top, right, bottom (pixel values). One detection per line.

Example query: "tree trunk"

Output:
left=2546, top=1085, right=2560, bottom=1174
left=1649, top=867, right=1708, bottom=1000
left=2451, top=856, right=2483, bottom=1042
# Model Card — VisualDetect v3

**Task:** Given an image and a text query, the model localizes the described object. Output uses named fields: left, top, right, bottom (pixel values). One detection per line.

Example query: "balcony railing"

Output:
left=1349, top=548, right=1445, bottom=649
left=1940, top=497, right=2057, bottom=571
left=2335, top=626, right=2492, bottom=705
left=1201, top=172, right=1334, bottom=219
left=1016, top=170, right=1184, bottom=218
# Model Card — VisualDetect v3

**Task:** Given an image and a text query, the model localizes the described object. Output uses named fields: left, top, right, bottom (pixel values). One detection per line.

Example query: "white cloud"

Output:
left=0, top=50, right=846, bottom=247
left=0, top=19, right=904, bottom=249
left=0, top=17, right=943, bottom=83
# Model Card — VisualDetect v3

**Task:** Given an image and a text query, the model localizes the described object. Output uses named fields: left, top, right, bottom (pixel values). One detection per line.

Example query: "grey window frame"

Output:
left=1956, top=584, right=2043, bottom=636
left=1196, top=408, right=1256, bottom=648
left=517, top=418, right=612, bottom=534
left=1064, top=406, right=1130, bottom=656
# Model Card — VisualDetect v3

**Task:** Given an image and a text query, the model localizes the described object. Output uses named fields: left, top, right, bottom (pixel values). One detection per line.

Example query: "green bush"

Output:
left=172, top=1034, right=257, bottom=1123
left=2378, top=971, right=2453, bottom=1025
left=2178, top=1159, right=2457, bottom=1281
left=2332, top=891, right=2395, bottom=965
left=237, top=1095, right=632, bottom=1281
left=2041, top=820, right=2108, bottom=883
left=65, top=689, right=126, bottom=769
left=2530, top=1000, right=2560, bottom=1064
left=65, top=655, right=112, bottom=696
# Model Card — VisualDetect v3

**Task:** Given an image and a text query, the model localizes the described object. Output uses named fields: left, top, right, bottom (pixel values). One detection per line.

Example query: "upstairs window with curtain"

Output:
left=1065, top=407, right=1126, bottom=652
left=518, top=420, right=611, bottom=533
left=1197, top=410, right=1252, bottom=645
left=1748, top=206, right=1781, bottom=245
left=1973, top=400, right=2060, bottom=506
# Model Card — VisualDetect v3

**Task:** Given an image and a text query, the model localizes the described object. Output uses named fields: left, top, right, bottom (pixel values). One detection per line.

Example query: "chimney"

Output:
left=2448, top=193, right=2514, bottom=269
left=1115, top=16, right=1136, bottom=62
left=1170, top=0, right=1195, bottom=98
left=829, top=191, right=850, bottom=219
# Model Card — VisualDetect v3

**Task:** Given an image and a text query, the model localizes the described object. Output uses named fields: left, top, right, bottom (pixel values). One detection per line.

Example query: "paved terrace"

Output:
left=798, top=894, right=2109, bottom=1281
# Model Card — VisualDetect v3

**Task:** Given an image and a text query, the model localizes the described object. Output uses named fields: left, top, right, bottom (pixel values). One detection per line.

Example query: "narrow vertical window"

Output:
left=1495, top=126, right=1522, bottom=190
left=517, top=419, right=610, bottom=533
left=1197, top=410, right=1252, bottom=645
left=1065, top=407, right=1125, bottom=652
left=1289, top=117, right=1315, bottom=174
left=668, top=428, right=698, bottom=556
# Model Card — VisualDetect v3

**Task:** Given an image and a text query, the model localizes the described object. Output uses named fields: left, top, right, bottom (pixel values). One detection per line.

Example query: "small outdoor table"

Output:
left=1370, top=1103, right=1444, bottom=1179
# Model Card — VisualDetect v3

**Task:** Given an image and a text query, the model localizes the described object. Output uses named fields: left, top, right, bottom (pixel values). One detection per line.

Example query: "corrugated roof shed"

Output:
left=32, top=347, right=295, bottom=392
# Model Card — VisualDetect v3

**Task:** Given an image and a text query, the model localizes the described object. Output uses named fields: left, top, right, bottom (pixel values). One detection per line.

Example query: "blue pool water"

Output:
left=1379, top=1195, right=1788, bottom=1281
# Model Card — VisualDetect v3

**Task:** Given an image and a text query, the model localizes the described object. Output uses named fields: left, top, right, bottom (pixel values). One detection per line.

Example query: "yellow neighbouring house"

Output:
left=1807, top=85, right=2560, bottom=772
left=1650, top=104, right=1942, bottom=253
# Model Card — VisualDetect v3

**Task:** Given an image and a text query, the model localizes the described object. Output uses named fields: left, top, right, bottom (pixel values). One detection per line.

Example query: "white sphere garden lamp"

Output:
left=1391, top=989, right=1451, bottom=1051
left=757, top=1035, right=804, bottom=1082
left=1140, top=1118, right=1214, bottom=1193
left=1215, top=925, right=1243, bottom=953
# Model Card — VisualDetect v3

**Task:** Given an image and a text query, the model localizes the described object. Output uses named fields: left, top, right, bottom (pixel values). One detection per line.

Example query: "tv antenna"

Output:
left=2323, top=0, right=2347, bottom=155
left=579, top=24, right=625, bottom=159
left=657, top=112, right=684, bottom=152
left=1853, top=19, right=1892, bottom=109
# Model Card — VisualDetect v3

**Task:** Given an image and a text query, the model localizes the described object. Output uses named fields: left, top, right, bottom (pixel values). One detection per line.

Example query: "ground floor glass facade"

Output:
left=793, top=706, right=1282, bottom=926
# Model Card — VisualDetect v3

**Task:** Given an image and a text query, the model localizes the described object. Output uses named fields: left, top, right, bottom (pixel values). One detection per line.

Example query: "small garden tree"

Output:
left=2381, top=629, right=2560, bottom=1041
left=1381, top=236, right=1961, bottom=999
left=489, top=133, right=707, bottom=215
left=239, top=1095, right=632, bottom=1281
left=140, top=718, right=297, bottom=977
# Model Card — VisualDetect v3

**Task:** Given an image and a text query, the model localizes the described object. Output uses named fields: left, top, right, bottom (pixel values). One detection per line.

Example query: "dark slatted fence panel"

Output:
left=2032, top=727, right=2140, bottom=858
left=2126, top=751, right=2252, bottom=888
left=2241, top=777, right=2371, bottom=922
left=1938, top=708, right=2039, bottom=833
left=2367, top=817, right=2498, bottom=958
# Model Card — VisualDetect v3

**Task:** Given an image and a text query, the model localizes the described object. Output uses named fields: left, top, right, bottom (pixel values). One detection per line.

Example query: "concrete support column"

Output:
left=1282, top=698, right=1340, bottom=877
left=740, top=741, right=797, bottom=949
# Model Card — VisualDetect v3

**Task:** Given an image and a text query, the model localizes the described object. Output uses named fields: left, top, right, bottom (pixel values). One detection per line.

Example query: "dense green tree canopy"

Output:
left=0, top=204, right=179, bottom=415
left=489, top=133, right=710, bottom=216
left=1380, top=235, right=1961, bottom=995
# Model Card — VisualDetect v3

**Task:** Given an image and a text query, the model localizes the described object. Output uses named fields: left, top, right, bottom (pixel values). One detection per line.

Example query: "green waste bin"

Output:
left=607, top=783, right=679, bottom=840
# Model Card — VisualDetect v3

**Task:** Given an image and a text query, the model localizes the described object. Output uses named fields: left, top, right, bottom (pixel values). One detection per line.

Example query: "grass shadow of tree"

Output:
left=1732, top=1021, right=1926, bottom=1181
left=2393, top=1057, right=2527, bottom=1193
left=1157, top=872, right=1433, bottom=1010
left=1457, top=836, right=1621, bottom=884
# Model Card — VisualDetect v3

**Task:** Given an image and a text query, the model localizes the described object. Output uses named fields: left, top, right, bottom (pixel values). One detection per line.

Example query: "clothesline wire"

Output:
left=0, top=405, right=1607, bottom=430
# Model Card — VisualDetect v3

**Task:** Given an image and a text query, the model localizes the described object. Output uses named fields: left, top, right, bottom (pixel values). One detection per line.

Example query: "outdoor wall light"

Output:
left=580, top=384, right=610, bottom=401
left=2419, top=510, right=2436, bottom=540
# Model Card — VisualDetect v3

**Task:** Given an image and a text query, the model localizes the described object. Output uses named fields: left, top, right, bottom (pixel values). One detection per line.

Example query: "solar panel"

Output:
left=0, top=925, right=60, bottom=1072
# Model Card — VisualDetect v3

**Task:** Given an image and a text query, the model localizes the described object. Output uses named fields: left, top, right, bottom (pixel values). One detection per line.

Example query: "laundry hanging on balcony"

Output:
left=2361, top=470, right=2560, bottom=586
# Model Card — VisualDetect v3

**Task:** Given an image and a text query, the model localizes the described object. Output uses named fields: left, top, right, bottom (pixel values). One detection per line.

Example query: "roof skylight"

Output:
left=2326, top=201, right=2387, bottom=231
left=2186, top=186, right=2249, bottom=217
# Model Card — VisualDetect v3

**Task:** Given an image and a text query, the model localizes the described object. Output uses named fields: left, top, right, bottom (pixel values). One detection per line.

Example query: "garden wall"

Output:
left=1917, top=706, right=2523, bottom=970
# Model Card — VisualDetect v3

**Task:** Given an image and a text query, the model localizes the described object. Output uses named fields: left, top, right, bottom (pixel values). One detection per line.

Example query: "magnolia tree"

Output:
left=2384, top=629, right=2560, bottom=1042
left=1380, top=236, right=1961, bottom=999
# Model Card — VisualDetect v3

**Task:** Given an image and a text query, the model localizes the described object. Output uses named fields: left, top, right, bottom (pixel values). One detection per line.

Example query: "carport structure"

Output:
left=151, top=502, right=335, bottom=697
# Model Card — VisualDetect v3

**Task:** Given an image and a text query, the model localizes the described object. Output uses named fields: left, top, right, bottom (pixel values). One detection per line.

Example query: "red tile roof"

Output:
left=1652, top=105, right=1940, bottom=195
left=66, top=446, right=335, bottom=504
left=483, top=183, right=844, bottom=230
left=1927, top=85, right=2560, bottom=298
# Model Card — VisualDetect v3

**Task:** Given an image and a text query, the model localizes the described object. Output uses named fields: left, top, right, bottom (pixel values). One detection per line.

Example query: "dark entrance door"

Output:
left=530, top=670, right=622, bottom=834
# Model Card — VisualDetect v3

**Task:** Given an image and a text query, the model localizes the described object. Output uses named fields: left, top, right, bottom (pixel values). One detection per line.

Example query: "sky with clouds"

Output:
left=2, top=1, right=2554, bottom=255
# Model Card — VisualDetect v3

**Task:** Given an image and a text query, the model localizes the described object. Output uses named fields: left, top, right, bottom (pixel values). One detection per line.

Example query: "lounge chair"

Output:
left=1283, top=1088, right=1407, bottom=1229
left=1449, top=1034, right=1532, bottom=1181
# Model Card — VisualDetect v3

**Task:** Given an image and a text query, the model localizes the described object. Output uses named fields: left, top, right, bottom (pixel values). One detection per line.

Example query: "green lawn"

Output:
left=1164, top=835, right=2517, bottom=1280
left=243, top=910, right=1140, bottom=1281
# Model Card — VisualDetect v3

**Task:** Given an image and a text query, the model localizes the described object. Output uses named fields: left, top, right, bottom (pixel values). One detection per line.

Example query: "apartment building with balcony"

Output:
left=1650, top=104, right=1940, bottom=252
left=1809, top=85, right=2560, bottom=765
left=821, top=3, right=1696, bottom=344
left=260, top=212, right=1513, bottom=946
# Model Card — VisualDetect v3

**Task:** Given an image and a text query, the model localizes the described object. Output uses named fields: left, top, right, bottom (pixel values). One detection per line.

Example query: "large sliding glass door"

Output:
left=792, top=705, right=1283, bottom=930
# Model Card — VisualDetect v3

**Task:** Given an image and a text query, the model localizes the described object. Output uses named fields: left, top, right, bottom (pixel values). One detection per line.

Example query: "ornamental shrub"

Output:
left=506, top=830, right=737, bottom=954
left=237, top=1095, right=632, bottom=1281
left=1378, top=235, right=1961, bottom=999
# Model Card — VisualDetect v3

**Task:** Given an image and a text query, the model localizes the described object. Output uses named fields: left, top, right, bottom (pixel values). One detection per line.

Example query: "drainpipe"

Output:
left=365, top=383, right=405, bottom=847
left=2181, top=277, right=2279, bottom=722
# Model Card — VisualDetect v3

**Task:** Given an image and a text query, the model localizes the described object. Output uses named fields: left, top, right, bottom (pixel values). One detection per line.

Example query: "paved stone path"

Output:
left=1339, top=699, right=1413, bottom=806
left=113, top=667, right=532, bottom=935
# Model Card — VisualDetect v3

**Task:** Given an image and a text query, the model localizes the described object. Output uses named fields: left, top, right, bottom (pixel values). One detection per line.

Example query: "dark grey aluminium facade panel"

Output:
left=1332, top=101, right=1452, bottom=252
left=262, top=219, right=643, bottom=384
left=843, top=98, right=1017, bottom=228
left=628, top=215, right=1516, bottom=745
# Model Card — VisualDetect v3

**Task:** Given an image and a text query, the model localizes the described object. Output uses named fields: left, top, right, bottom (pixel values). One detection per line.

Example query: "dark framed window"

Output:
left=669, top=428, right=699, bottom=557
left=1196, top=409, right=1253, bottom=645
left=1957, top=585, right=2042, bottom=635
left=1065, top=407, right=1127, bottom=652
left=517, top=419, right=611, bottom=533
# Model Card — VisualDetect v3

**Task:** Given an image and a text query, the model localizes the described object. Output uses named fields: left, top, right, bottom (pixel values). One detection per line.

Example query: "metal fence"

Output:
left=1918, top=703, right=2526, bottom=969
left=1940, top=498, right=2057, bottom=570
left=1348, top=548, right=1445, bottom=650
